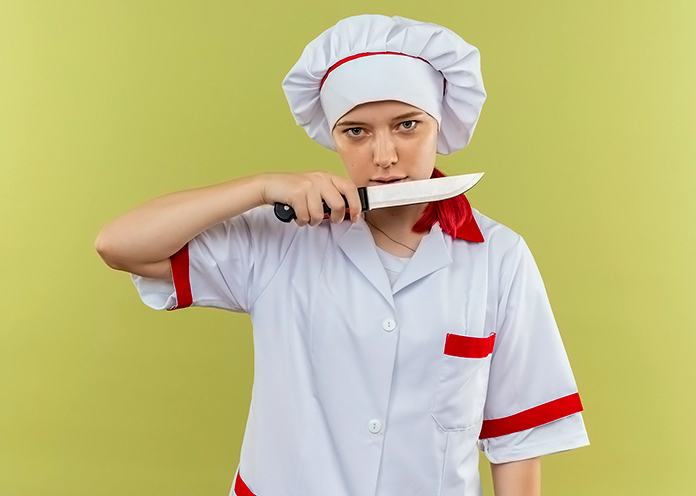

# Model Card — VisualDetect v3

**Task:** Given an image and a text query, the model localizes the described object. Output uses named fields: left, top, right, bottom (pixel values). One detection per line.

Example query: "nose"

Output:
left=372, top=131, right=398, bottom=168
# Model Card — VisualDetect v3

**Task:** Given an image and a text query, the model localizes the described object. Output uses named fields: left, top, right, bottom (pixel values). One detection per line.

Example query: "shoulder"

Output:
left=470, top=208, right=527, bottom=255
left=469, top=210, right=550, bottom=290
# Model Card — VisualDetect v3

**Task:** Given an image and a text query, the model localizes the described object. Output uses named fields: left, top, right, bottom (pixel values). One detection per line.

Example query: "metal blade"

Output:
left=366, top=172, right=484, bottom=210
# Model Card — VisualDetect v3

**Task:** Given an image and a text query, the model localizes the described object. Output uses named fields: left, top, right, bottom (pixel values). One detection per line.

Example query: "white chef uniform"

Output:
left=131, top=204, right=589, bottom=496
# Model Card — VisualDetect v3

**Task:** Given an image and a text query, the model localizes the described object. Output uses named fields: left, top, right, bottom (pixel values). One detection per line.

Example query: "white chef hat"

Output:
left=282, top=14, right=487, bottom=155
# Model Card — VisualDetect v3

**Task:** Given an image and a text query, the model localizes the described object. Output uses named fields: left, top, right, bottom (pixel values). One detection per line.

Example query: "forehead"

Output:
left=337, top=100, right=424, bottom=123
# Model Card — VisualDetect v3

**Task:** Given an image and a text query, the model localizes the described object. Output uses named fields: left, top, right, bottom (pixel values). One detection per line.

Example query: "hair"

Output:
left=412, top=167, right=474, bottom=239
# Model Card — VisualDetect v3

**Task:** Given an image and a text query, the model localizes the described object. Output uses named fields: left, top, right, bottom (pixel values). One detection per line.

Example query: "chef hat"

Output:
left=282, top=14, right=487, bottom=155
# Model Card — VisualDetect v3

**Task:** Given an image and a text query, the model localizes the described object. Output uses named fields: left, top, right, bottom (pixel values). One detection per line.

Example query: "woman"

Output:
left=96, top=14, right=589, bottom=496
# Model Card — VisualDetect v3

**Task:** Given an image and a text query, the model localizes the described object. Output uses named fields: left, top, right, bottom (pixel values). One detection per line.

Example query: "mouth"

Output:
left=369, top=176, right=408, bottom=185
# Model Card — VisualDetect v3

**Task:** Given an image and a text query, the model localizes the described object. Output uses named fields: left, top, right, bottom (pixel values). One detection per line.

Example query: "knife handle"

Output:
left=274, top=187, right=369, bottom=223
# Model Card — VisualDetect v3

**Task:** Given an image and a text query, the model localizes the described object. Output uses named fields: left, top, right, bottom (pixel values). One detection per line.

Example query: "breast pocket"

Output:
left=431, top=332, right=496, bottom=431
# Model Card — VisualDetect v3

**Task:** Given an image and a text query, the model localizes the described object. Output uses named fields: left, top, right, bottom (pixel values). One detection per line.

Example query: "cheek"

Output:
left=426, top=127, right=438, bottom=152
left=421, top=130, right=438, bottom=166
left=336, top=149, right=370, bottom=181
left=412, top=139, right=437, bottom=163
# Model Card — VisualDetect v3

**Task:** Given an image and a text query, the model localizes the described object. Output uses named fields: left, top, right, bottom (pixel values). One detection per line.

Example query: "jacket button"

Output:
left=368, top=419, right=383, bottom=434
left=382, top=318, right=396, bottom=332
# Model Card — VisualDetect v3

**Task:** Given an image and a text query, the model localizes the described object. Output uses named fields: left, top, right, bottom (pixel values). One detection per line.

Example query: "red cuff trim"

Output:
left=234, top=472, right=256, bottom=496
left=479, top=393, right=584, bottom=439
left=444, top=332, right=496, bottom=358
left=168, top=244, right=192, bottom=310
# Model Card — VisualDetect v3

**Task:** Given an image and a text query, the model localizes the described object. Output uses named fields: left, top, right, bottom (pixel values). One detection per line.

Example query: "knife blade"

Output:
left=273, top=172, right=484, bottom=223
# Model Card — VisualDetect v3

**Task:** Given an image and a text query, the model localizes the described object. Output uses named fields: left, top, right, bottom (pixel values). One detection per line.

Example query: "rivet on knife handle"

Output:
left=274, top=187, right=369, bottom=223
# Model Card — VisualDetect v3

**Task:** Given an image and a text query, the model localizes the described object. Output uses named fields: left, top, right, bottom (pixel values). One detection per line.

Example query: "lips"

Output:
left=370, top=176, right=407, bottom=185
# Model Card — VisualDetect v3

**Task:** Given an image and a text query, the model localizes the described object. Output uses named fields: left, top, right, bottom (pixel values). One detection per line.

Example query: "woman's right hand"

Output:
left=260, top=172, right=362, bottom=226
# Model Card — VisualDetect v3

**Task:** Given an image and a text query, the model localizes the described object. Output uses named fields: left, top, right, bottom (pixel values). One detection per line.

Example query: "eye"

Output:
left=345, top=127, right=363, bottom=137
left=400, top=120, right=419, bottom=130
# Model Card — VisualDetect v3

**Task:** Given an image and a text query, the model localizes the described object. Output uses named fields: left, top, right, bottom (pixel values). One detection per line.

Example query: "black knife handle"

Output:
left=274, top=187, right=369, bottom=223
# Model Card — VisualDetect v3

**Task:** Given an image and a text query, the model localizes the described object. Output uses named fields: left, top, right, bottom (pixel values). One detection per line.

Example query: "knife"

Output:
left=273, top=172, right=484, bottom=223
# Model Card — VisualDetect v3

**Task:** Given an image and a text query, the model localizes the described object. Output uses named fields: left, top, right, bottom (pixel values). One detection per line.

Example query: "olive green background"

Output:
left=2, top=0, right=695, bottom=494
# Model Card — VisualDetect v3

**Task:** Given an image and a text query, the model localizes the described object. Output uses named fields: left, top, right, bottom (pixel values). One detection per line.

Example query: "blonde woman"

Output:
left=96, top=14, right=589, bottom=496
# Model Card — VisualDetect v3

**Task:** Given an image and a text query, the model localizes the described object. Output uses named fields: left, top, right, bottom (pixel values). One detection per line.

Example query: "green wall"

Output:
left=2, top=0, right=695, bottom=494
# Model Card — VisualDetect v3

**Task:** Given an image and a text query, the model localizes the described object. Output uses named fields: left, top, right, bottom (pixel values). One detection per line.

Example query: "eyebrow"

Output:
left=335, top=110, right=426, bottom=127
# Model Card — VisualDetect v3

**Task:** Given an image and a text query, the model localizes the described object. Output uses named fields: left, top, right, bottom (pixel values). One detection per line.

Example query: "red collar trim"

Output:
left=454, top=196, right=485, bottom=242
left=413, top=168, right=485, bottom=243
left=411, top=191, right=485, bottom=243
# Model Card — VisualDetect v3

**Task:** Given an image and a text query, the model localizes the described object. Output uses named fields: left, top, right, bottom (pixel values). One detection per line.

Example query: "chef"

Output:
left=95, top=14, right=589, bottom=496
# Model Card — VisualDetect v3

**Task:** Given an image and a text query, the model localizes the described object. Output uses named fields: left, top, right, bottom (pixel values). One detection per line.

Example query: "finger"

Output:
left=291, top=196, right=310, bottom=227
left=322, top=187, right=347, bottom=224
left=306, top=188, right=325, bottom=226
left=335, top=179, right=361, bottom=223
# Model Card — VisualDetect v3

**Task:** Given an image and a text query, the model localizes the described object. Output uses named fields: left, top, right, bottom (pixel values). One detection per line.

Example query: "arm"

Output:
left=94, top=172, right=361, bottom=280
left=490, top=457, right=541, bottom=496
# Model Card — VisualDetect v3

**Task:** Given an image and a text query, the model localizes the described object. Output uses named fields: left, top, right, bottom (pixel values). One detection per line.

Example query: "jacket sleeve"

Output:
left=130, top=206, right=299, bottom=314
left=479, top=237, right=590, bottom=463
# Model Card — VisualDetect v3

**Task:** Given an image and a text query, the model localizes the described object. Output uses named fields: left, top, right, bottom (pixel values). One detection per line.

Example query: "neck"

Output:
left=364, top=203, right=427, bottom=233
left=363, top=203, right=430, bottom=257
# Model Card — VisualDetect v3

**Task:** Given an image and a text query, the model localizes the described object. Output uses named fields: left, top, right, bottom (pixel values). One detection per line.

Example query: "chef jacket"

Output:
left=131, top=205, right=589, bottom=496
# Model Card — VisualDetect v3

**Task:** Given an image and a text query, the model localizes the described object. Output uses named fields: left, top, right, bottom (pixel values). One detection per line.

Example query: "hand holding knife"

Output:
left=274, top=172, right=484, bottom=223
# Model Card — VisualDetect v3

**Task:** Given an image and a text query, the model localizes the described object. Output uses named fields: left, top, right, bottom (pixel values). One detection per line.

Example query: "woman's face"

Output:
left=331, top=100, right=439, bottom=188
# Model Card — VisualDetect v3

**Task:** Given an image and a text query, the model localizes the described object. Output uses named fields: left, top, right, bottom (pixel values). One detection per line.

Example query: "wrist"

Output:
left=254, top=172, right=281, bottom=207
